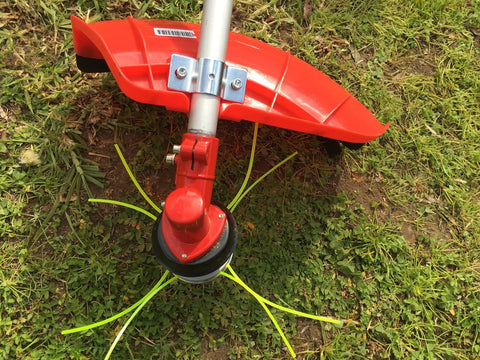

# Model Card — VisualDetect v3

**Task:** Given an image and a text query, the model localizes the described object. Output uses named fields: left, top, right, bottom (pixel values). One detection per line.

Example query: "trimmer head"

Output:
left=151, top=201, right=237, bottom=283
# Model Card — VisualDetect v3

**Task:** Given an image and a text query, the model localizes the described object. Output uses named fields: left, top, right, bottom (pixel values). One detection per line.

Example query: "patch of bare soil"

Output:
left=338, top=165, right=421, bottom=243
left=334, top=161, right=451, bottom=247
left=292, top=318, right=324, bottom=359
left=471, top=27, right=480, bottom=50
left=200, top=337, right=230, bottom=360
left=385, top=46, right=440, bottom=88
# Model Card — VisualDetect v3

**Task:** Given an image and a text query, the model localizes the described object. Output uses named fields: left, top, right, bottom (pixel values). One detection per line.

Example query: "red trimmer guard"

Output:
left=71, top=15, right=389, bottom=143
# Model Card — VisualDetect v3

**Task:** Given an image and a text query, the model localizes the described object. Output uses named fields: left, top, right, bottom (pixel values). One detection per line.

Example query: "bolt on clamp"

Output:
left=167, top=54, right=248, bottom=103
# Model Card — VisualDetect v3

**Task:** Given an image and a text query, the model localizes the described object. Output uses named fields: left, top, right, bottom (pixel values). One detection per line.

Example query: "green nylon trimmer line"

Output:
left=62, top=123, right=343, bottom=359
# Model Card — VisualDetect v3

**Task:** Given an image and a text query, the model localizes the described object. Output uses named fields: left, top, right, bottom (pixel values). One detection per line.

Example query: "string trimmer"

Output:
left=71, top=0, right=388, bottom=283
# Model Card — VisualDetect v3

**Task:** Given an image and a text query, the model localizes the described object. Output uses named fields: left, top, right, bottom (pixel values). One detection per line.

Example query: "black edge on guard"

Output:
left=76, top=55, right=111, bottom=73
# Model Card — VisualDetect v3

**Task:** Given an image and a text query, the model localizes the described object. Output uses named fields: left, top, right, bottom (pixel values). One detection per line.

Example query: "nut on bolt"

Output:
left=165, top=154, right=176, bottom=165
left=231, top=78, right=243, bottom=90
left=172, top=145, right=181, bottom=154
left=175, top=66, right=187, bottom=79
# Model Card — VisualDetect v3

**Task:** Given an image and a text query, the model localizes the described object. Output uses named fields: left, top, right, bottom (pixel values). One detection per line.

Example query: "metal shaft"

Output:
left=187, top=0, right=234, bottom=136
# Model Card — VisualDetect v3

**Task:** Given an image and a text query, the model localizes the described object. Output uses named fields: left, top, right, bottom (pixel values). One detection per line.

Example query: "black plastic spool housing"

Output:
left=151, top=201, right=237, bottom=283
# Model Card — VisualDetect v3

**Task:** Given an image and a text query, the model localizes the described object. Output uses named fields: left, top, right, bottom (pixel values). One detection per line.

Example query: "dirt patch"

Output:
left=335, top=164, right=419, bottom=245
left=387, top=46, right=439, bottom=83
left=292, top=319, right=323, bottom=358
left=404, top=56, right=437, bottom=78
left=336, top=168, right=388, bottom=216
left=471, top=27, right=480, bottom=51
left=200, top=337, right=230, bottom=360
left=334, top=163, right=453, bottom=247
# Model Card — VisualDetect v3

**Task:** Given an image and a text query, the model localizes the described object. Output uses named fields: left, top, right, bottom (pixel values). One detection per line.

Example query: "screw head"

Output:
left=231, top=78, right=243, bottom=90
left=218, top=213, right=225, bottom=219
left=175, top=66, right=187, bottom=79
left=181, top=253, right=187, bottom=259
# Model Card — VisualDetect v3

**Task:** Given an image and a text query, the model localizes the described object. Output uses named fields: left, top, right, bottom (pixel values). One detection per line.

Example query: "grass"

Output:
left=1, top=0, right=479, bottom=359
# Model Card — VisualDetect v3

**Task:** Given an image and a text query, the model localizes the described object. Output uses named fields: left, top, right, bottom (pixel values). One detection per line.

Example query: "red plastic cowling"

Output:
left=71, top=16, right=389, bottom=143
left=161, top=134, right=225, bottom=263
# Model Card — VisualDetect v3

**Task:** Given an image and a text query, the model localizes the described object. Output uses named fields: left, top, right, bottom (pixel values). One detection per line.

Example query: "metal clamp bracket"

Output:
left=168, top=54, right=247, bottom=103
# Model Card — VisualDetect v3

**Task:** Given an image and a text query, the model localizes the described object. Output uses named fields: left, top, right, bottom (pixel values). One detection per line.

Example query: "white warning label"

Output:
left=153, top=28, right=196, bottom=39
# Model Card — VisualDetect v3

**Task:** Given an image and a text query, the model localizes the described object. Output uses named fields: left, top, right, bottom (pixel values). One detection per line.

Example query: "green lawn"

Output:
left=1, top=1, right=479, bottom=359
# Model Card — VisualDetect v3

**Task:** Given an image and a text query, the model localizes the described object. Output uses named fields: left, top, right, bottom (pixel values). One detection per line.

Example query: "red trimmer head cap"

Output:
left=152, top=201, right=237, bottom=283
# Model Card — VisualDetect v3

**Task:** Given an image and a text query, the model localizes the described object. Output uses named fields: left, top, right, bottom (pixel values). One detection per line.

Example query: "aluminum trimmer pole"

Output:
left=187, top=0, right=233, bottom=136
left=151, top=0, right=238, bottom=282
